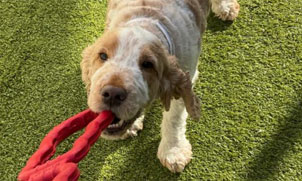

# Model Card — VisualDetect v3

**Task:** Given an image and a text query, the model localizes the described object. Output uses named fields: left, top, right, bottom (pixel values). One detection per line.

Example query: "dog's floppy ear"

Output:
left=80, top=45, right=94, bottom=93
left=160, top=56, right=200, bottom=119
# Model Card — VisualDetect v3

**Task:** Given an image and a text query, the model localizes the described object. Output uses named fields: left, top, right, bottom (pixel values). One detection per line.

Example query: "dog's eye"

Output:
left=141, top=60, right=154, bottom=69
left=99, top=53, right=108, bottom=61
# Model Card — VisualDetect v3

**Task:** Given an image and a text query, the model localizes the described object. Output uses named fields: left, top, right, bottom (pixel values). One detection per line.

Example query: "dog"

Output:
left=80, top=0, right=239, bottom=173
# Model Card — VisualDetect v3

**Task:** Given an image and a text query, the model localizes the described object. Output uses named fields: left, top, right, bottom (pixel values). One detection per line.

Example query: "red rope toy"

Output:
left=18, top=109, right=114, bottom=181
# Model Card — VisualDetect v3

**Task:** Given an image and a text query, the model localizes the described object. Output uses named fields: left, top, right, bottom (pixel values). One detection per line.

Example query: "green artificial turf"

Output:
left=1, top=0, right=302, bottom=180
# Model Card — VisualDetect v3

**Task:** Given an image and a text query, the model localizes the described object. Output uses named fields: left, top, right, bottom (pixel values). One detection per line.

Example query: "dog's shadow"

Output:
left=206, top=12, right=234, bottom=32
left=245, top=91, right=302, bottom=180
left=78, top=101, right=180, bottom=181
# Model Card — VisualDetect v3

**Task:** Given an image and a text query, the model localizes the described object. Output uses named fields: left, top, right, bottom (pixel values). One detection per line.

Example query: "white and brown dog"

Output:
left=81, top=0, right=239, bottom=173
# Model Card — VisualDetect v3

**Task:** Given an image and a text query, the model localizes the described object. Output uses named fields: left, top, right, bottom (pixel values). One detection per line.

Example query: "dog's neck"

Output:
left=125, top=17, right=175, bottom=55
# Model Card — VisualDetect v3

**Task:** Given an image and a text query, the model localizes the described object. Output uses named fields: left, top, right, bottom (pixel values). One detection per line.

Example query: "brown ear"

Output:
left=160, top=56, right=201, bottom=119
left=80, top=45, right=94, bottom=93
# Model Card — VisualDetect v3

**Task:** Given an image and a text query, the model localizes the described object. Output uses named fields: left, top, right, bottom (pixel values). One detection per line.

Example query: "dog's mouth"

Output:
left=106, top=117, right=128, bottom=133
left=104, top=111, right=141, bottom=135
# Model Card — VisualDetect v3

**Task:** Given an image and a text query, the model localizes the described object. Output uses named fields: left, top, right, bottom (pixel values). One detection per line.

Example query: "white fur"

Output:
left=157, top=68, right=199, bottom=172
left=157, top=98, right=192, bottom=173
left=115, top=26, right=159, bottom=64
left=210, top=0, right=240, bottom=21
left=192, top=69, right=199, bottom=84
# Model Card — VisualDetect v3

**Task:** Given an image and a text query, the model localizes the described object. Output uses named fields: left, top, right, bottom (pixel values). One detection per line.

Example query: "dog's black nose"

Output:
left=101, top=85, right=127, bottom=106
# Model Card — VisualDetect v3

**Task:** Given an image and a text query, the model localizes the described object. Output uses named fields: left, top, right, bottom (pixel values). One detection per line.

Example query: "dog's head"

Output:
left=81, top=27, right=200, bottom=137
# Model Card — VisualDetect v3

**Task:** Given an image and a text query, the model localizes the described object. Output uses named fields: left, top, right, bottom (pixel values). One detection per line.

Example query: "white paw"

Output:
left=120, top=115, right=144, bottom=139
left=157, top=140, right=192, bottom=173
left=212, top=0, right=240, bottom=21
left=101, top=115, right=144, bottom=140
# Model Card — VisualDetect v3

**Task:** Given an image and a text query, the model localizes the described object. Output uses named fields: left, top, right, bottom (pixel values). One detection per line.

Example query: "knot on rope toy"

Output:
left=18, top=109, right=114, bottom=181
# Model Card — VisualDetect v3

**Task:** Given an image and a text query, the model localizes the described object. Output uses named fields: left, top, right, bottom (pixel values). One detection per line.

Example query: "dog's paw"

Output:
left=120, top=115, right=144, bottom=139
left=157, top=140, right=192, bottom=173
left=101, top=115, right=144, bottom=140
left=212, top=0, right=240, bottom=21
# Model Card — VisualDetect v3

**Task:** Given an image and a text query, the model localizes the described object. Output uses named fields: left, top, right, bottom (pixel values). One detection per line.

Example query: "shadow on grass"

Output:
left=206, top=12, right=234, bottom=32
left=246, top=92, right=302, bottom=180
left=97, top=103, right=181, bottom=181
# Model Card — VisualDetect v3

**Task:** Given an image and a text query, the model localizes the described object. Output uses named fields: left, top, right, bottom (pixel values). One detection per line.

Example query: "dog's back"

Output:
left=106, top=0, right=210, bottom=73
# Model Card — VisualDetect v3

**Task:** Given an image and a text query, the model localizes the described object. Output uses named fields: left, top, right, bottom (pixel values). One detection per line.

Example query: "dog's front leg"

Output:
left=157, top=99, right=192, bottom=173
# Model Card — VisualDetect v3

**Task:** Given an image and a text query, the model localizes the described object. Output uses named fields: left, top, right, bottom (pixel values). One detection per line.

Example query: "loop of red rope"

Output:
left=18, top=109, right=114, bottom=181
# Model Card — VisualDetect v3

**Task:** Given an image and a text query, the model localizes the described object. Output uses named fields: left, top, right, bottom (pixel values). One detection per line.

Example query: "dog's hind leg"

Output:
left=210, top=0, right=240, bottom=21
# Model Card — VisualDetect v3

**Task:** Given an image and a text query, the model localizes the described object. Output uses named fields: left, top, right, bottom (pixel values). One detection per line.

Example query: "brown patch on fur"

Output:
left=138, top=41, right=201, bottom=119
left=106, top=74, right=125, bottom=89
left=80, top=30, right=120, bottom=93
left=160, top=56, right=201, bottom=119
left=97, top=30, right=119, bottom=58
left=139, top=42, right=165, bottom=77
left=139, top=41, right=166, bottom=101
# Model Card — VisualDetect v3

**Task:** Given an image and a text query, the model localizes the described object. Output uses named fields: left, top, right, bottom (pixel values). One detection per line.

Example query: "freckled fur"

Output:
left=81, top=0, right=240, bottom=173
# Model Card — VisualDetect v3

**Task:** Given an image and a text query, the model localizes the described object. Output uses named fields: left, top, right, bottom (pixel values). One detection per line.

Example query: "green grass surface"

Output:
left=1, top=0, right=302, bottom=180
